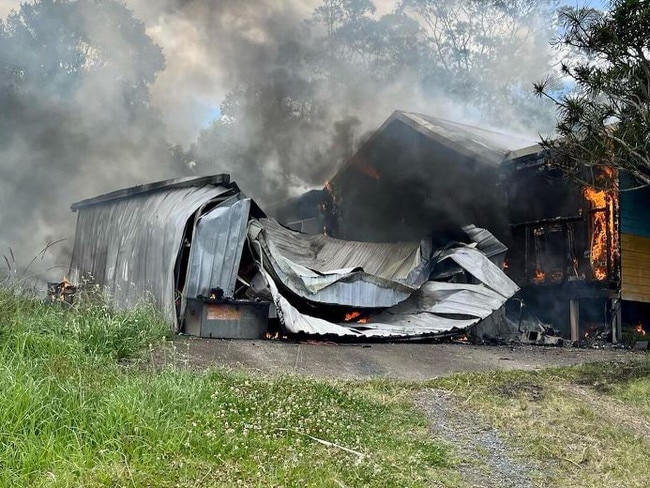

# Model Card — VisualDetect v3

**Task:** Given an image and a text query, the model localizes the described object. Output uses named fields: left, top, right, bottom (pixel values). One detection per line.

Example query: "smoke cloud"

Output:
left=0, top=0, right=559, bottom=280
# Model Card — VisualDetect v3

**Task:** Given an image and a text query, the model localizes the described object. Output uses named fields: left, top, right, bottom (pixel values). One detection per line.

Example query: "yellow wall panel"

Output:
left=621, top=233, right=650, bottom=303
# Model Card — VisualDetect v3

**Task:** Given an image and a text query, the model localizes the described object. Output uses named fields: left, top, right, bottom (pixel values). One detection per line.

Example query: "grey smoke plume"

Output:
left=0, top=0, right=559, bottom=280
left=142, top=0, right=559, bottom=205
left=0, top=0, right=184, bottom=279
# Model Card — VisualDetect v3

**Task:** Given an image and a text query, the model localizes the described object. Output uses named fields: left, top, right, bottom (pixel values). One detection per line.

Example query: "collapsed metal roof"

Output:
left=249, top=218, right=519, bottom=338
left=69, top=173, right=519, bottom=340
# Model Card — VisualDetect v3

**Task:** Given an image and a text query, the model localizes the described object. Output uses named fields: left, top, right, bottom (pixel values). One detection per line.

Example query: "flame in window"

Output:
left=582, top=168, right=618, bottom=281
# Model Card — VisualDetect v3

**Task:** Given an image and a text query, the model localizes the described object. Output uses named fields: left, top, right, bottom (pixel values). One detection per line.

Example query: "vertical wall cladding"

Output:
left=185, top=197, right=252, bottom=299
left=69, top=185, right=233, bottom=328
left=620, top=173, right=650, bottom=303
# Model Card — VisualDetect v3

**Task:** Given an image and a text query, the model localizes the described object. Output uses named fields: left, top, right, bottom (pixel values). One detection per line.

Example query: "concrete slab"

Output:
left=154, top=337, right=637, bottom=380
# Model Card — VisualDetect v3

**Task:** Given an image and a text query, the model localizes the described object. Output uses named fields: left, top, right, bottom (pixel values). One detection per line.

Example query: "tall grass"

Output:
left=0, top=288, right=449, bottom=487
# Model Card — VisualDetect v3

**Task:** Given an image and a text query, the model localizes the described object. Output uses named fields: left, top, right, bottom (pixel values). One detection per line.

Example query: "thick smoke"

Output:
left=0, top=0, right=559, bottom=280
left=0, top=0, right=184, bottom=279
left=129, top=0, right=558, bottom=205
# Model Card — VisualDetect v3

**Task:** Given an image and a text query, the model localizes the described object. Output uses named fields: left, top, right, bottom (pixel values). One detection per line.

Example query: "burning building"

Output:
left=66, top=109, right=650, bottom=344
left=273, top=110, right=650, bottom=343
left=504, top=152, right=650, bottom=342
left=68, top=174, right=519, bottom=340
left=318, top=110, right=539, bottom=245
left=502, top=150, right=617, bottom=341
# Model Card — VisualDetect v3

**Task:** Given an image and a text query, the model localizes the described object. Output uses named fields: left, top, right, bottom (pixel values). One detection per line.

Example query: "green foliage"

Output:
left=0, top=287, right=168, bottom=361
left=535, top=0, right=650, bottom=188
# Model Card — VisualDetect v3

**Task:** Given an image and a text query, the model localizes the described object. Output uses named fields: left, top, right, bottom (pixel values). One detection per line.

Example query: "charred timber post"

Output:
left=570, top=299, right=580, bottom=343
left=524, top=226, right=530, bottom=283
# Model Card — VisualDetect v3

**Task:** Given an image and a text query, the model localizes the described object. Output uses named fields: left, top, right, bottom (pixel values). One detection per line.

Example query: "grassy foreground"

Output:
left=2, top=287, right=650, bottom=487
left=0, top=289, right=449, bottom=487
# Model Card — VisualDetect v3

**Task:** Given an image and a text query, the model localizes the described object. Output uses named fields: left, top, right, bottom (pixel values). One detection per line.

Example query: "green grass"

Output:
left=0, top=288, right=449, bottom=487
left=425, top=358, right=650, bottom=487
left=5, top=284, right=650, bottom=487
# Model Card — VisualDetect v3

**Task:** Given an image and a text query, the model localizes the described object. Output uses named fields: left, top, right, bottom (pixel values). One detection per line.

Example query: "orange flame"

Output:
left=355, top=161, right=380, bottom=181
left=635, top=323, right=646, bottom=336
left=533, top=268, right=545, bottom=283
left=344, top=311, right=362, bottom=322
left=343, top=311, right=369, bottom=324
left=583, top=167, right=618, bottom=281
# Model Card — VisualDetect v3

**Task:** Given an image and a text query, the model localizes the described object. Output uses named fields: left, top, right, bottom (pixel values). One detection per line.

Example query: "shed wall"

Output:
left=69, top=185, right=231, bottom=328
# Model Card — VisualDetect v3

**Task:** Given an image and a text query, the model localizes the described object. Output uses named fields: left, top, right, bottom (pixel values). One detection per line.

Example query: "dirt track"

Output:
left=155, top=337, right=637, bottom=380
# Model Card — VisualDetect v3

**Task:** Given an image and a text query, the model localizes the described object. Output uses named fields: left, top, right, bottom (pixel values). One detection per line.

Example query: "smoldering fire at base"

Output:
left=65, top=110, right=650, bottom=346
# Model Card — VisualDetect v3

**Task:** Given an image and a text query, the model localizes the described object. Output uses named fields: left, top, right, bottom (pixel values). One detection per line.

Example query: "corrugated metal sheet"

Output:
left=621, top=233, right=650, bottom=303
left=259, top=218, right=423, bottom=280
left=399, top=112, right=539, bottom=166
left=185, top=197, right=251, bottom=299
left=262, top=233, right=519, bottom=338
left=267, top=271, right=480, bottom=338
left=69, top=185, right=233, bottom=328
left=439, top=247, right=519, bottom=298
left=250, top=218, right=433, bottom=307
left=462, top=224, right=508, bottom=263
left=383, top=281, right=507, bottom=319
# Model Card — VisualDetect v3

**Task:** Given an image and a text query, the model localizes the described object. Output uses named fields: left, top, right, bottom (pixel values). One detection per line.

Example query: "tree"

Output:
left=0, top=0, right=180, bottom=275
left=534, top=0, right=650, bottom=188
left=400, top=0, right=558, bottom=128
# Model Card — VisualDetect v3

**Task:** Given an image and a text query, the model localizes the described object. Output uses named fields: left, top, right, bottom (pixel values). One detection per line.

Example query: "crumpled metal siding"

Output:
left=440, top=247, right=519, bottom=298
left=384, top=282, right=507, bottom=319
left=259, top=218, right=423, bottom=280
left=462, top=224, right=508, bottom=261
left=69, top=185, right=231, bottom=328
left=264, top=271, right=478, bottom=338
left=263, top=237, right=520, bottom=338
left=251, top=219, right=431, bottom=307
left=185, top=198, right=251, bottom=299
